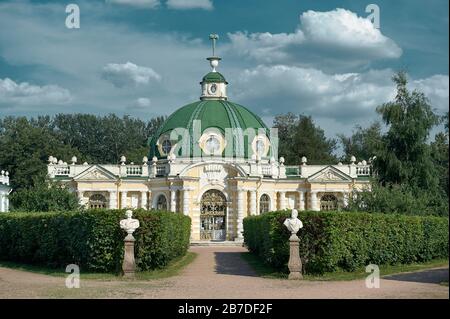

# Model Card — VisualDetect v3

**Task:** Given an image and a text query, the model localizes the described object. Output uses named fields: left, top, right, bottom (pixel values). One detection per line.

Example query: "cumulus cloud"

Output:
left=228, top=31, right=305, bottom=63
left=227, top=8, right=402, bottom=68
left=300, top=9, right=401, bottom=58
left=233, top=65, right=448, bottom=125
left=105, top=0, right=160, bottom=8
left=167, top=0, right=213, bottom=10
left=0, top=78, right=72, bottom=107
left=411, top=75, right=449, bottom=113
left=135, top=97, right=151, bottom=107
left=101, top=62, right=161, bottom=87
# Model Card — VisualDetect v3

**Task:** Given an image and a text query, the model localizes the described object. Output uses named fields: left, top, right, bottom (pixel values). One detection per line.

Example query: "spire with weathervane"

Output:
left=200, top=33, right=228, bottom=101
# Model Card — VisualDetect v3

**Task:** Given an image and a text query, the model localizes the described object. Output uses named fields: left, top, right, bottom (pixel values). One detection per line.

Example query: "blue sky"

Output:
left=0, top=0, right=448, bottom=137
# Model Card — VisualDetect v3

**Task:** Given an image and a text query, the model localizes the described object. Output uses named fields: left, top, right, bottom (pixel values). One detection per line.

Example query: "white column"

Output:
left=0, top=194, right=4, bottom=212
left=120, top=191, right=128, bottom=209
left=249, top=190, right=257, bottom=216
left=310, top=191, right=319, bottom=211
left=298, top=191, right=305, bottom=211
left=4, top=194, right=8, bottom=212
left=237, top=190, right=244, bottom=239
left=109, top=191, right=117, bottom=209
left=141, top=191, right=148, bottom=210
left=279, top=191, right=286, bottom=210
left=77, top=191, right=84, bottom=207
left=342, top=191, right=350, bottom=207
left=170, top=189, right=176, bottom=212
left=182, top=189, right=190, bottom=216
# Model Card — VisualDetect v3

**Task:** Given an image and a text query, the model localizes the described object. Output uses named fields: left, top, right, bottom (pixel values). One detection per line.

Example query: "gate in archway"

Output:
left=200, top=190, right=227, bottom=241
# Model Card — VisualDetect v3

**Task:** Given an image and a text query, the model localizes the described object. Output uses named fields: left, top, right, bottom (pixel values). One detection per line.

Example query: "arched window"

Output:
left=259, top=194, right=270, bottom=214
left=156, top=194, right=167, bottom=210
left=320, top=194, right=338, bottom=211
left=89, top=194, right=107, bottom=209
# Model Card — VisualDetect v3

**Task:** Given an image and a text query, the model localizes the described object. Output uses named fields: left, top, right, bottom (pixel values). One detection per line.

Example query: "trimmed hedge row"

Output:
left=0, top=209, right=191, bottom=273
left=243, top=211, right=448, bottom=274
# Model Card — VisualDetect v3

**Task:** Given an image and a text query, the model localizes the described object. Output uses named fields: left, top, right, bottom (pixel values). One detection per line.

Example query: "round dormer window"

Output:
left=157, top=134, right=174, bottom=156
left=252, top=134, right=270, bottom=157
left=199, top=130, right=226, bottom=156
left=256, top=139, right=265, bottom=156
left=205, top=136, right=220, bottom=154
left=161, top=139, right=172, bottom=154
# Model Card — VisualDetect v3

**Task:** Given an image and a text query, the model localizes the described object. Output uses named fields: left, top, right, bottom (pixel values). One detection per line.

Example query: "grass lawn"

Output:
left=0, top=252, right=197, bottom=281
left=241, top=252, right=449, bottom=281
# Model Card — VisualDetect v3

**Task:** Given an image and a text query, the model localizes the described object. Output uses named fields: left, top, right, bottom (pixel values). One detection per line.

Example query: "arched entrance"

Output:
left=320, top=194, right=338, bottom=211
left=200, top=190, right=227, bottom=241
left=89, top=193, right=107, bottom=209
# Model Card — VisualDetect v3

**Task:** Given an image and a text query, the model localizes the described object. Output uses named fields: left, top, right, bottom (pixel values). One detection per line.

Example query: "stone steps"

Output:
left=190, top=240, right=245, bottom=247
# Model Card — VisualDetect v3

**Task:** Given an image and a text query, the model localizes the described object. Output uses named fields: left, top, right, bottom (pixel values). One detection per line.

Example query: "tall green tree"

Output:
left=431, top=112, right=449, bottom=196
left=0, top=114, right=166, bottom=192
left=374, top=72, right=440, bottom=190
left=338, top=122, right=382, bottom=162
left=51, top=114, right=166, bottom=164
left=0, top=117, right=80, bottom=191
left=273, top=113, right=337, bottom=164
left=346, top=72, right=448, bottom=216
left=10, top=180, right=80, bottom=212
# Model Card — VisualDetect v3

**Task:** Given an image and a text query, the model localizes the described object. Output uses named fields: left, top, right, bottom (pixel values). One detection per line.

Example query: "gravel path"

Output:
left=0, top=246, right=448, bottom=299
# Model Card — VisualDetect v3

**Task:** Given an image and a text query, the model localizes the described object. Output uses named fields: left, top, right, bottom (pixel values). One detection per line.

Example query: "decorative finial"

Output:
left=207, top=33, right=221, bottom=72
left=209, top=33, right=219, bottom=56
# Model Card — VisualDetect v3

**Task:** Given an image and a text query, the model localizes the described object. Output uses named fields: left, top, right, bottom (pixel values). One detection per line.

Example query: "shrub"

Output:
left=243, top=211, right=448, bottom=274
left=0, top=209, right=191, bottom=273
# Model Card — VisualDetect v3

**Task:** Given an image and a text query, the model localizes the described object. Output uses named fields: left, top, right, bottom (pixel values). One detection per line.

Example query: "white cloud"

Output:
left=0, top=78, right=72, bottom=107
left=300, top=9, right=401, bottom=58
left=135, top=97, right=152, bottom=107
left=411, top=75, right=449, bottom=113
left=227, top=8, right=402, bottom=68
left=166, top=0, right=213, bottom=10
left=228, top=31, right=305, bottom=63
left=233, top=65, right=448, bottom=125
left=105, top=0, right=160, bottom=8
left=101, top=62, right=161, bottom=87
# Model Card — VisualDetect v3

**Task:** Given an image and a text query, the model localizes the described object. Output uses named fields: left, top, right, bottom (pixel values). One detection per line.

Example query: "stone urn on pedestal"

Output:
left=120, top=210, right=140, bottom=277
left=283, top=209, right=304, bottom=280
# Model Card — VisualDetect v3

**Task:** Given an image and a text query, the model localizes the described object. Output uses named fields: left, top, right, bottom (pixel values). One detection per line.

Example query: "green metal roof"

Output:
left=148, top=100, right=271, bottom=159
left=202, top=72, right=227, bottom=84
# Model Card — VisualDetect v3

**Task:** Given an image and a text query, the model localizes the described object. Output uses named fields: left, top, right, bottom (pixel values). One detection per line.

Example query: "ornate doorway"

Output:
left=89, top=194, right=107, bottom=209
left=320, top=194, right=338, bottom=211
left=200, top=190, right=227, bottom=241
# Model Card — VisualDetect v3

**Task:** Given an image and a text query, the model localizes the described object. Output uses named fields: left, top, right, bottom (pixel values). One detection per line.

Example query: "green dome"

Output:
left=149, top=100, right=271, bottom=159
left=202, top=72, right=228, bottom=84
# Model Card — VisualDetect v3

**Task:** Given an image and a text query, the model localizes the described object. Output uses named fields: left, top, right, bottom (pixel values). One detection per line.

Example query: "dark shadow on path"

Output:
left=383, top=268, right=449, bottom=284
left=214, top=252, right=257, bottom=277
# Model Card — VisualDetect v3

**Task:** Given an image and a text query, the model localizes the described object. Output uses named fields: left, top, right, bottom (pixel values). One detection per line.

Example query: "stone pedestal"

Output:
left=288, top=234, right=303, bottom=280
left=122, top=235, right=136, bottom=277
left=120, top=210, right=139, bottom=278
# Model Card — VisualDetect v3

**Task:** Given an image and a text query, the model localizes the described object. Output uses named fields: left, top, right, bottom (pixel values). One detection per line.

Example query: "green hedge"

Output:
left=0, top=209, right=191, bottom=273
left=243, top=211, right=448, bottom=274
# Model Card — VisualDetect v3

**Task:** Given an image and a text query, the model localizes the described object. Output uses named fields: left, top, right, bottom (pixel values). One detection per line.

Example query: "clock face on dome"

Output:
left=210, top=83, right=217, bottom=94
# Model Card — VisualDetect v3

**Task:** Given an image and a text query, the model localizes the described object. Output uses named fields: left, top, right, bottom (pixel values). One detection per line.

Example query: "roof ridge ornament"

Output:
left=207, top=33, right=221, bottom=72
